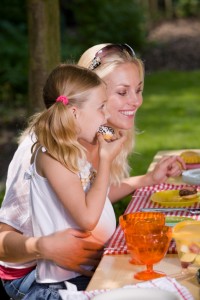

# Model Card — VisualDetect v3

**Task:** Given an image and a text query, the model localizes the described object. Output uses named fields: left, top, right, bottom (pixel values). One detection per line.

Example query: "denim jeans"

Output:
left=3, top=271, right=90, bottom=300
left=2, top=269, right=36, bottom=300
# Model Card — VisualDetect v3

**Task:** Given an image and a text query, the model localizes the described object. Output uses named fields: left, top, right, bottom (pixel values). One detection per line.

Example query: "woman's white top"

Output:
left=25, top=147, right=116, bottom=283
left=0, top=134, right=36, bottom=270
left=0, top=134, right=34, bottom=234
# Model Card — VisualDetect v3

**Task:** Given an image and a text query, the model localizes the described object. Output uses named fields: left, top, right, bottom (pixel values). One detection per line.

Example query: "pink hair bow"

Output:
left=56, top=95, right=69, bottom=105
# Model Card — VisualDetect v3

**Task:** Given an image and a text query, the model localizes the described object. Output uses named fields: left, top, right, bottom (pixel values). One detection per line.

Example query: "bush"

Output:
left=61, top=0, right=147, bottom=61
left=174, top=0, right=200, bottom=18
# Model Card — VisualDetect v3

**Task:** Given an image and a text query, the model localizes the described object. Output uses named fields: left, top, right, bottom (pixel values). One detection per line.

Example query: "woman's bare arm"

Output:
left=109, top=155, right=185, bottom=203
left=0, top=223, right=103, bottom=276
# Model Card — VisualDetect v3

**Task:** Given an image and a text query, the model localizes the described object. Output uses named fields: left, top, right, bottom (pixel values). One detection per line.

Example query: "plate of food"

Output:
left=182, top=168, right=200, bottom=185
left=150, top=187, right=200, bottom=207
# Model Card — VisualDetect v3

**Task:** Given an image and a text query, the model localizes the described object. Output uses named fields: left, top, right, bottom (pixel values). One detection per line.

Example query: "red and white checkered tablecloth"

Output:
left=104, top=183, right=200, bottom=255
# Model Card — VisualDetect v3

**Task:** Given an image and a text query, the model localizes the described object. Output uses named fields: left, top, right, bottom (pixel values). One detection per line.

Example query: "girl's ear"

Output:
left=72, top=108, right=77, bottom=119
left=70, top=106, right=79, bottom=119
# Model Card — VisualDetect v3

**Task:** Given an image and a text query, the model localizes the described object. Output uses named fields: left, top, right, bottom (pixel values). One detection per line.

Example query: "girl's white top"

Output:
left=0, top=134, right=116, bottom=281
left=25, top=147, right=116, bottom=283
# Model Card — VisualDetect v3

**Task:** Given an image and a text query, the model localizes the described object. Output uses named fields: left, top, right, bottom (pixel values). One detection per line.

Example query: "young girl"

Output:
left=24, top=63, right=126, bottom=288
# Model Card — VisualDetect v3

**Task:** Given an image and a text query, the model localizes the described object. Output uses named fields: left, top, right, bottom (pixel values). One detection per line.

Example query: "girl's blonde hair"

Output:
left=27, top=63, right=103, bottom=173
left=78, top=44, right=144, bottom=184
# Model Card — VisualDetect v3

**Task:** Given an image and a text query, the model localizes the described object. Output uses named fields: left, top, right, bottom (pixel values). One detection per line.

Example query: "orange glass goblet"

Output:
left=126, top=226, right=172, bottom=280
left=119, top=212, right=166, bottom=264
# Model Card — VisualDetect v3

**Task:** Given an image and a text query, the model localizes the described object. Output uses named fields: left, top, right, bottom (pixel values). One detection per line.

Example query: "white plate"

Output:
left=92, top=288, right=181, bottom=300
left=182, top=168, right=200, bottom=185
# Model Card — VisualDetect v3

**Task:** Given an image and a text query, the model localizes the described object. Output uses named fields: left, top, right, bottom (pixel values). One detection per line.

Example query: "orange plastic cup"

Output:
left=119, top=212, right=166, bottom=264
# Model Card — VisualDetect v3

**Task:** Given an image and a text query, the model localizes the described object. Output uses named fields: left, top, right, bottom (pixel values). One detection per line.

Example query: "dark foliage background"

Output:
left=60, top=0, right=146, bottom=61
left=0, top=0, right=28, bottom=108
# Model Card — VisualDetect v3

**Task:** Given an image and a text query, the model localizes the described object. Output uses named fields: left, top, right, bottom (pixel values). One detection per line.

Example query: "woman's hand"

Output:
left=0, top=224, right=103, bottom=276
left=149, top=155, right=186, bottom=184
left=108, top=155, right=186, bottom=202
left=38, top=228, right=103, bottom=277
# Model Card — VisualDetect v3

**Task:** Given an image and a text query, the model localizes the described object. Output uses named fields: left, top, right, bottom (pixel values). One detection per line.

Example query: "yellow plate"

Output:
left=150, top=190, right=200, bottom=207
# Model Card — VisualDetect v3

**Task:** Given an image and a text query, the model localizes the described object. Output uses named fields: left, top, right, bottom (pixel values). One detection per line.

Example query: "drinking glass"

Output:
left=125, top=225, right=172, bottom=280
left=119, top=212, right=165, bottom=264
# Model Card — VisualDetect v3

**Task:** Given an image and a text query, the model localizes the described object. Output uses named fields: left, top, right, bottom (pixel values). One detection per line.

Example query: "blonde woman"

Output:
left=78, top=43, right=185, bottom=201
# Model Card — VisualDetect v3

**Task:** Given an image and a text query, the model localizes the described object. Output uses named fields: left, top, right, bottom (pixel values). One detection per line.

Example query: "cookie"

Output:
left=98, top=125, right=115, bottom=141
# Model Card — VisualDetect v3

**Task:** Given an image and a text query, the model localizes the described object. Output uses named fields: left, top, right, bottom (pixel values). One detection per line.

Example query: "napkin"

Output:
left=59, top=277, right=194, bottom=300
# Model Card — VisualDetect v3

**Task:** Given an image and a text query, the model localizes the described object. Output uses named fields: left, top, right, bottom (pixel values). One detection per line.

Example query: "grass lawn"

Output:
left=113, top=69, right=200, bottom=220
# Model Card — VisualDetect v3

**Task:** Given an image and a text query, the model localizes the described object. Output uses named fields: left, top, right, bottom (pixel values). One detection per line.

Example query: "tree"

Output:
left=27, top=0, right=61, bottom=113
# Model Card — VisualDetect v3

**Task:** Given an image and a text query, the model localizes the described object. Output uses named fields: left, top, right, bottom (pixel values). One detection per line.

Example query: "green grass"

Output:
left=113, top=69, right=200, bottom=220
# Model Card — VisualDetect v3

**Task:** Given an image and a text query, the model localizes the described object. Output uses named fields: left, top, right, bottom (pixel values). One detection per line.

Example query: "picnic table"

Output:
left=86, top=149, right=200, bottom=300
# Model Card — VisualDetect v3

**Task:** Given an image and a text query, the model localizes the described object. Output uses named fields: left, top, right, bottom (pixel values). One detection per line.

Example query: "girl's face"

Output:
left=104, top=62, right=143, bottom=130
left=77, top=84, right=108, bottom=143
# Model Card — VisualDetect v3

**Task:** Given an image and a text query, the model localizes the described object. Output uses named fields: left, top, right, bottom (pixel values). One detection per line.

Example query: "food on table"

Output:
left=180, top=252, right=200, bottom=269
left=98, top=125, right=115, bottom=141
left=179, top=186, right=198, bottom=200
left=190, top=243, right=200, bottom=254
left=180, top=150, right=200, bottom=164
left=194, top=255, right=200, bottom=264
left=180, top=252, right=197, bottom=263
left=173, top=220, right=200, bottom=270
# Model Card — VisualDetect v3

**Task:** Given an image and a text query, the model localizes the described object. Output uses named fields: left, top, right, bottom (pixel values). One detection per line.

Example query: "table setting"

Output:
left=58, top=182, right=199, bottom=299
left=96, top=182, right=200, bottom=300
left=82, top=150, right=200, bottom=299
left=104, top=183, right=200, bottom=255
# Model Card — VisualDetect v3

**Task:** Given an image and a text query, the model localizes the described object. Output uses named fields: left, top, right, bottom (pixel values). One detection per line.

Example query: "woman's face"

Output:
left=104, top=62, right=143, bottom=130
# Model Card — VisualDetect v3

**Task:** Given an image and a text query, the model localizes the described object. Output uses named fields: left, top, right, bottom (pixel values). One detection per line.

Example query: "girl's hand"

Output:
left=97, top=132, right=126, bottom=163
left=150, top=155, right=186, bottom=184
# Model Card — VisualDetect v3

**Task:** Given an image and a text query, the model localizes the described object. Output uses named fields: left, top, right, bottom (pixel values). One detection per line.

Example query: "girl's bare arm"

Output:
left=39, top=134, right=126, bottom=231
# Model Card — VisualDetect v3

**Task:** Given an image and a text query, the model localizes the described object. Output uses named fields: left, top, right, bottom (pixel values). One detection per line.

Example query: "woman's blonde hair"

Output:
left=78, top=44, right=144, bottom=184
left=27, top=63, right=103, bottom=173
